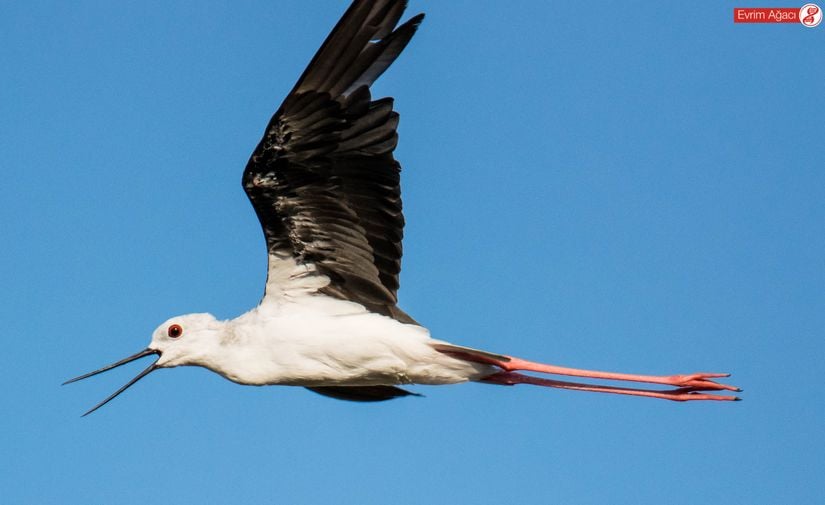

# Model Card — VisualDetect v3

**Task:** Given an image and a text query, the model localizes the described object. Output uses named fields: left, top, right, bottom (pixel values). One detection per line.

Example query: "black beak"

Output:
left=63, top=348, right=161, bottom=416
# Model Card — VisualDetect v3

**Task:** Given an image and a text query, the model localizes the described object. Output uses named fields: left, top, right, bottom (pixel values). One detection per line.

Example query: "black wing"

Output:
left=307, top=385, right=421, bottom=402
left=243, top=0, right=423, bottom=323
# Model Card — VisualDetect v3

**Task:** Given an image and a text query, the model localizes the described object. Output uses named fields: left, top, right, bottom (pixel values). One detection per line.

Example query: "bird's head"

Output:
left=150, top=313, right=223, bottom=368
left=63, top=313, right=224, bottom=415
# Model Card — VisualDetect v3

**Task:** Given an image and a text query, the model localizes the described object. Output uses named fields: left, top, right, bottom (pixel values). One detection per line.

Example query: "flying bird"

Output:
left=65, top=0, right=740, bottom=415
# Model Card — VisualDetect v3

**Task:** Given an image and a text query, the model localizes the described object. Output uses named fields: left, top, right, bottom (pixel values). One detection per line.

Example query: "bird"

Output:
left=65, top=0, right=740, bottom=416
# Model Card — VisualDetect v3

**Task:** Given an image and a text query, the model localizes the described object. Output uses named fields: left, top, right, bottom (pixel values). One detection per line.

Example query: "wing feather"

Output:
left=243, top=0, right=424, bottom=321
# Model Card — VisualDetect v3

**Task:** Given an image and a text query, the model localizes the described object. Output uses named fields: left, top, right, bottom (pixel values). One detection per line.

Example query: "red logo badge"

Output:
left=800, top=3, right=823, bottom=26
left=733, top=4, right=821, bottom=25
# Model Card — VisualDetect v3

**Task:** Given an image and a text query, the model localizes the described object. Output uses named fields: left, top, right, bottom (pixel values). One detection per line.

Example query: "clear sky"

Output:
left=2, top=1, right=823, bottom=504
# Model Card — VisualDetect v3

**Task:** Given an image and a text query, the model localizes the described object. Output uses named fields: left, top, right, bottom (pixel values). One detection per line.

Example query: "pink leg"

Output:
left=482, top=372, right=740, bottom=402
left=501, top=356, right=740, bottom=392
left=435, top=348, right=740, bottom=401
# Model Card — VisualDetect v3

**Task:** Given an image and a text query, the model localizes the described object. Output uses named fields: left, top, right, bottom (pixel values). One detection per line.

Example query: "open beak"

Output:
left=63, top=348, right=161, bottom=416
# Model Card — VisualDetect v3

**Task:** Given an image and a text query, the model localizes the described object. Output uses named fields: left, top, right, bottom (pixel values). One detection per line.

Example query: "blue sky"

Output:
left=2, top=1, right=823, bottom=503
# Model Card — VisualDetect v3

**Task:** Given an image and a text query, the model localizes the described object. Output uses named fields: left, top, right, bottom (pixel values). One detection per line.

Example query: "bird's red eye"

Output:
left=167, top=324, right=183, bottom=338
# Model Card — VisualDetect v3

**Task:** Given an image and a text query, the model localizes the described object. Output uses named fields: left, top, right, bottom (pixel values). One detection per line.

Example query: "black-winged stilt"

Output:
left=65, top=0, right=740, bottom=416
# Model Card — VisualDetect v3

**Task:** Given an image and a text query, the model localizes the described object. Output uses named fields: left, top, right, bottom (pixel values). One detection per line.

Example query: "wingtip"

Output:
left=392, top=12, right=425, bottom=39
left=404, top=13, right=425, bottom=33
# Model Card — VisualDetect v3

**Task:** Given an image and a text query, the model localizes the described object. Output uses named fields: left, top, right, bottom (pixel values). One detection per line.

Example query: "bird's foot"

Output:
left=659, top=372, right=739, bottom=392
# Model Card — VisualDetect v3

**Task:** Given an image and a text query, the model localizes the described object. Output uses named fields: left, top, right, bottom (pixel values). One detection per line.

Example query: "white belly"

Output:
left=211, top=297, right=495, bottom=387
